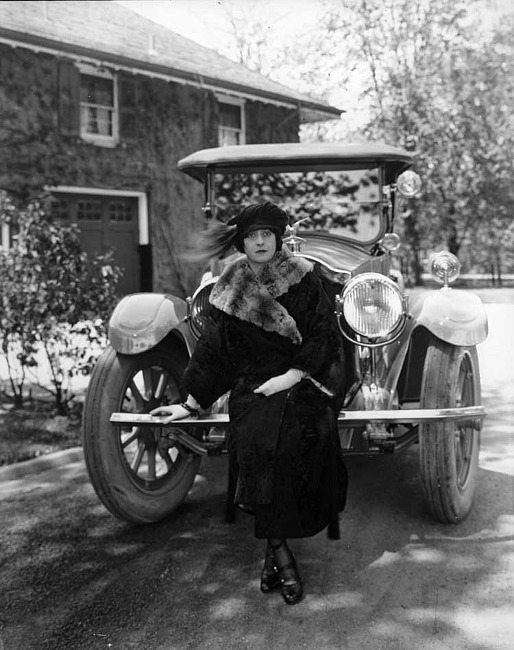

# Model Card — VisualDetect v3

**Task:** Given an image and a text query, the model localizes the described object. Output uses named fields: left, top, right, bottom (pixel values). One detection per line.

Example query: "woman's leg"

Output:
left=260, top=540, right=280, bottom=593
left=269, top=538, right=303, bottom=605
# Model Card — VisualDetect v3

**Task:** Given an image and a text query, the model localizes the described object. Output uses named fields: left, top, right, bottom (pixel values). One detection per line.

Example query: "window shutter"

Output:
left=58, top=60, right=80, bottom=136
left=119, top=77, right=138, bottom=142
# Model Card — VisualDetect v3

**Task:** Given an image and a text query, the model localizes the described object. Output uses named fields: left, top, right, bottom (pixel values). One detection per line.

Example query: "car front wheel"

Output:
left=419, top=337, right=481, bottom=523
left=82, top=344, right=202, bottom=524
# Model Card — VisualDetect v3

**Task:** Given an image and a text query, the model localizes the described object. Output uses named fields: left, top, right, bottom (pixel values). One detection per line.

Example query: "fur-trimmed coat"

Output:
left=182, top=248, right=347, bottom=539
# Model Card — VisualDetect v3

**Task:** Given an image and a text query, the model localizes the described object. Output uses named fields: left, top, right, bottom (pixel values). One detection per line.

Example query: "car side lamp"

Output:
left=428, top=251, right=461, bottom=287
left=379, top=232, right=401, bottom=252
left=396, top=170, right=422, bottom=198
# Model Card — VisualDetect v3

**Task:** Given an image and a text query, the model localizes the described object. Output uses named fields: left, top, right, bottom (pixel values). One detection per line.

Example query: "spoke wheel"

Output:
left=419, top=337, right=481, bottom=523
left=83, top=344, right=202, bottom=524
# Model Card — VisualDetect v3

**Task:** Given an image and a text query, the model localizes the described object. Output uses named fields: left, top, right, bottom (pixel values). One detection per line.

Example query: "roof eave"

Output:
left=300, top=106, right=343, bottom=123
left=0, top=28, right=342, bottom=117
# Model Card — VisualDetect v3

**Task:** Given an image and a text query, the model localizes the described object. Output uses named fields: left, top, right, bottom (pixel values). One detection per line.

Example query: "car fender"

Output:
left=108, top=293, right=196, bottom=355
left=409, top=287, right=488, bottom=346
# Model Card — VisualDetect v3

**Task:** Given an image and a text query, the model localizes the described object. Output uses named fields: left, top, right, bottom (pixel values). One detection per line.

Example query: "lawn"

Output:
left=0, top=382, right=83, bottom=466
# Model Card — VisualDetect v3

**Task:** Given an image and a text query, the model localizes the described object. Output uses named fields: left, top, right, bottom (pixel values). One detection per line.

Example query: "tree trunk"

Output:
left=496, top=253, right=502, bottom=287
left=447, top=214, right=460, bottom=257
left=411, top=254, right=423, bottom=286
left=490, top=262, right=496, bottom=287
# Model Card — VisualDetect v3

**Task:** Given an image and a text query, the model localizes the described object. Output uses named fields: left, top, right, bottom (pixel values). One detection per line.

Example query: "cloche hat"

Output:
left=227, top=202, right=288, bottom=238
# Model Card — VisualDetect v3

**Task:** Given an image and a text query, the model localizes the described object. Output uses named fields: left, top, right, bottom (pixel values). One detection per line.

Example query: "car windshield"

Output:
left=214, top=168, right=382, bottom=243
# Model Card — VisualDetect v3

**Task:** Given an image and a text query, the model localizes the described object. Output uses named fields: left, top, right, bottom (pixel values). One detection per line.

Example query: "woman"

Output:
left=151, top=202, right=348, bottom=605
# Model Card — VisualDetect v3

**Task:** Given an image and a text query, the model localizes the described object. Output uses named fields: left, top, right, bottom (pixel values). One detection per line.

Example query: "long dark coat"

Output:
left=182, top=250, right=348, bottom=540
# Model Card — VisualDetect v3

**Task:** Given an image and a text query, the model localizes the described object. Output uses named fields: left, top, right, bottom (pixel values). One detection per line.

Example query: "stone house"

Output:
left=0, top=0, right=340, bottom=296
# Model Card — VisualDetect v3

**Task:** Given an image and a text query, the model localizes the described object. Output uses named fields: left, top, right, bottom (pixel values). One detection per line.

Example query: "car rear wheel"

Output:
left=82, top=344, right=202, bottom=524
left=419, top=337, right=481, bottom=523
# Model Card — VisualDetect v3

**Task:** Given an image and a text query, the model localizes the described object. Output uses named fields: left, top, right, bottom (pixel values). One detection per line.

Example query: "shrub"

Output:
left=0, top=191, right=122, bottom=411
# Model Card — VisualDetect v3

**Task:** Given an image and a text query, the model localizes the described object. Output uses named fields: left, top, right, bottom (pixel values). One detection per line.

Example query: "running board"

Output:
left=110, top=405, right=485, bottom=429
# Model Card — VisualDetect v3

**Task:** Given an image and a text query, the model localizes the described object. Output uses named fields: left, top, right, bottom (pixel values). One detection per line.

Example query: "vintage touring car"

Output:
left=82, top=142, right=488, bottom=526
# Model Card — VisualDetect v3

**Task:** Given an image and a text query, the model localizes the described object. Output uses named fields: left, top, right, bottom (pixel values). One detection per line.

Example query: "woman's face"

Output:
left=243, top=228, right=277, bottom=270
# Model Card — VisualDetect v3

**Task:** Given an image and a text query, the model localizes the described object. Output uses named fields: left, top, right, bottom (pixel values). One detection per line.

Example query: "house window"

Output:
left=77, top=199, right=102, bottom=221
left=51, top=198, right=70, bottom=220
left=218, top=97, right=245, bottom=146
left=109, top=200, right=134, bottom=222
left=79, top=64, right=118, bottom=146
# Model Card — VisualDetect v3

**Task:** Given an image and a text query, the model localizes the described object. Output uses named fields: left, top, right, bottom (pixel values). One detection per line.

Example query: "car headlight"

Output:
left=340, top=273, right=405, bottom=339
left=189, top=279, right=216, bottom=338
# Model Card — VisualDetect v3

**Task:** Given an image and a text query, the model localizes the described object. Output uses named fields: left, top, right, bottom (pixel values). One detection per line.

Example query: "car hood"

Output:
left=212, top=232, right=377, bottom=280
left=296, top=232, right=374, bottom=276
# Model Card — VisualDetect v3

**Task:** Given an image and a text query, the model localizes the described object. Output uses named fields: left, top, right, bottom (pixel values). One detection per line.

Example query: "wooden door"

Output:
left=53, top=193, right=140, bottom=295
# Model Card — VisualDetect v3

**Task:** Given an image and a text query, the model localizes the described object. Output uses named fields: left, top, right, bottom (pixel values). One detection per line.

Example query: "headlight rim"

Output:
left=339, top=272, right=407, bottom=344
left=189, top=278, right=217, bottom=339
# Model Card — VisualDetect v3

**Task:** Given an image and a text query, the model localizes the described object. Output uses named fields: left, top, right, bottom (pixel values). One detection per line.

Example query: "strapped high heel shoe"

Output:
left=260, top=542, right=280, bottom=593
left=271, top=540, right=303, bottom=605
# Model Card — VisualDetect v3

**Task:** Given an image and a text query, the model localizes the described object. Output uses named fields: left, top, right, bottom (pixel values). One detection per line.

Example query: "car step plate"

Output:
left=110, top=405, right=485, bottom=428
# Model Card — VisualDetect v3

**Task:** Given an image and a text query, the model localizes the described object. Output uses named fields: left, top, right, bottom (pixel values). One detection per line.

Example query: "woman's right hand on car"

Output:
left=150, top=404, right=194, bottom=424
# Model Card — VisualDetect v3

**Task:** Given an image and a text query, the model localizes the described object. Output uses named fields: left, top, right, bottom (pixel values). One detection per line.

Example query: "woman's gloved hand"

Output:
left=149, top=404, right=190, bottom=423
left=254, top=368, right=305, bottom=397
left=150, top=396, right=200, bottom=424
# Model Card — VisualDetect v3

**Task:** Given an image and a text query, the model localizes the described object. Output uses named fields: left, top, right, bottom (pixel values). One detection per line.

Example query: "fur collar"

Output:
left=209, top=247, right=313, bottom=344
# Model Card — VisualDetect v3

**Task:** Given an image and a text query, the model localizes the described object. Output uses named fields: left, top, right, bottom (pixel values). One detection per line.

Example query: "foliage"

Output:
left=312, top=0, right=514, bottom=283
left=219, top=1, right=293, bottom=77
left=0, top=191, right=121, bottom=411
left=219, top=0, right=514, bottom=284
left=214, top=169, right=382, bottom=235
left=32, top=318, right=110, bottom=414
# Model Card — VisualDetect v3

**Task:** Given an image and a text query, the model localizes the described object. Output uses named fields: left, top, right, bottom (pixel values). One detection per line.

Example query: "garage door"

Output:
left=52, top=193, right=140, bottom=295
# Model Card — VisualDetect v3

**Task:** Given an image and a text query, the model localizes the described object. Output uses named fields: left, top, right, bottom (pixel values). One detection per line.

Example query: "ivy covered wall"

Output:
left=0, top=44, right=300, bottom=296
